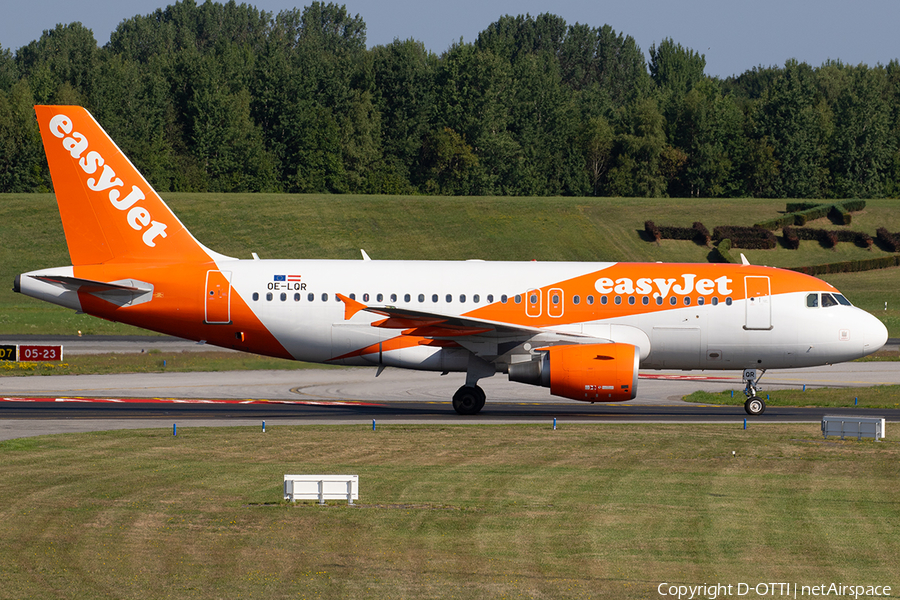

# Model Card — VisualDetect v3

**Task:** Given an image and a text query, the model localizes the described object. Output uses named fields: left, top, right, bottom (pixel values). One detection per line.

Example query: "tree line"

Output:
left=1, top=0, right=899, bottom=198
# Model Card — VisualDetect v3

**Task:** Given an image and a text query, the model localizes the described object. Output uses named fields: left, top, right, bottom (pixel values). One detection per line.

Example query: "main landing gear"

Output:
left=452, top=385, right=486, bottom=415
left=742, top=368, right=766, bottom=416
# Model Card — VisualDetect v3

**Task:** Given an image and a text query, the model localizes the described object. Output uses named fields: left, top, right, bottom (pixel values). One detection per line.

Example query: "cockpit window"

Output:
left=821, top=293, right=838, bottom=307
left=834, top=294, right=851, bottom=306
left=806, top=293, right=818, bottom=308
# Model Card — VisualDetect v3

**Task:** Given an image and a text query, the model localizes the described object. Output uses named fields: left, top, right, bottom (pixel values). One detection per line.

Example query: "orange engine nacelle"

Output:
left=508, top=343, right=639, bottom=403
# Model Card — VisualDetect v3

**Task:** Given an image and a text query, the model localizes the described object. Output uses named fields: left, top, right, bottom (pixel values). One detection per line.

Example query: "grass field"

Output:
left=0, top=424, right=897, bottom=599
left=1, top=193, right=899, bottom=335
left=685, top=386, right=900, bottom=409
left=0, top=351, right=344, bottom=377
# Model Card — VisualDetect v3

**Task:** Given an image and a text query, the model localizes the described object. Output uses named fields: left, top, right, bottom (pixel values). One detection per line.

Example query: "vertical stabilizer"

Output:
left=35, top=105, right=217, bottom=266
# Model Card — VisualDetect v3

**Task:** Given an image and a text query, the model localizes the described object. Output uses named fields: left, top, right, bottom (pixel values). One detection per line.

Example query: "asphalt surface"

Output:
left=1, top=336, right=898, bottom=440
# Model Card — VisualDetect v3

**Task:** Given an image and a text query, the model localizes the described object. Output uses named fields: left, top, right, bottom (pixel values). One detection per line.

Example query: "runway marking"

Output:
left=0, top=397, right=381, bottom=407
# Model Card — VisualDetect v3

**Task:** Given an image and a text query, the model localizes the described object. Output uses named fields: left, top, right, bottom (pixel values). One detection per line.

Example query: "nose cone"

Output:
left=863, top=312, right=889, bottom=355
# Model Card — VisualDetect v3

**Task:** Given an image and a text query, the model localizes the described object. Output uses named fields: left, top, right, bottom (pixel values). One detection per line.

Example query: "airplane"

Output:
left=14, top=105, right=889, bottom=416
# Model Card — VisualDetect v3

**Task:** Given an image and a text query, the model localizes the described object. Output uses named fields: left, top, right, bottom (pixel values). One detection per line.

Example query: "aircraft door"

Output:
left=744, top=276, right=771, bottom=330
left=205, top=270, right=232, bottom=324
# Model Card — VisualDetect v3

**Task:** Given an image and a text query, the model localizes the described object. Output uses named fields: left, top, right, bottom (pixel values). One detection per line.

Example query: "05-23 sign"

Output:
left=18, top=345, right=63, bottom=361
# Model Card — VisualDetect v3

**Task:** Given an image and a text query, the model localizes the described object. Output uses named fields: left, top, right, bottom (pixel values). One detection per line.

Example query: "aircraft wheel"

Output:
left=744, top=396, right=766, bottom=416
left=453, top=385, right=485, bottom=415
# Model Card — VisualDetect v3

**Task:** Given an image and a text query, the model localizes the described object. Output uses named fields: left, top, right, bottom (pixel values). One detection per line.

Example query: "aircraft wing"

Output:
left=336, top=293, right=545, bottom=339
left=333, top=293, right=635, bottom=365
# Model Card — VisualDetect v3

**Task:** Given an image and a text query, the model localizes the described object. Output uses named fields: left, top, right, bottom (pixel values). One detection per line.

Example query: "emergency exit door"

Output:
left=744, top=276, right=771, bottom=330
left=205, top=270, right=232, bottom=324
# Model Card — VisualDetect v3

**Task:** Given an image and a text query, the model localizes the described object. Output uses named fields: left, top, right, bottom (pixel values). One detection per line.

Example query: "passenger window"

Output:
left=433, top=294, right=439, bottom=303
left=390, top=293, right=397, bottom=302
left=656, top=296, right=663, bottom=306
left=377, top=293, right=383, bottom=302
left=308, top=293, right=314, bottom=302
left=252, top=292, right=259, bottom=301
left=363, top=293, right=369, bottom=302
left=446, top=294, right=452, bottom=303
left=529, top=293, right=537, bottom=304
left=712, top=297, right=719, bottom=306
left=551, top=294, right=559, bottom=304
left=294, top=293, right=301, bottom=301
left=418, top=294, right=425, bottom=302
left=573, top=295, right=581, bottom=305
left=322, top=293, right=329, bottom=302
left=642, top=296, right=649, bottom=305
left=697, top=297, right=704, bottom=306
left=473, top=295, right=480, bottom=303
left=587, top=295, right=594, bottom=305
left=600, top=296, right=607, bottom=305
left=404, top=294, right=411, bottom=302
left=514, top=295, right=522, bottom=304
left=806, top=293, right=818, bottom=308
left=349, top=293, right=356, bottom=300
left=725, top=297, right=733, bottom=306
left=280, top=293, right=286, bottom=301
left=501, top=295, right=508, bottom=303
left=460, top=294, right=466, bottom=303
left=670, top=297, right=677, bottom=305
left=629, top=296, right=636, bottom=305
left=684, top=297, right=691, bottom=306
left=614, top=296, right=622, bottom=305
left=487, top=294, right=494, bottom=303
left=266, top=292, right=273, bottom=301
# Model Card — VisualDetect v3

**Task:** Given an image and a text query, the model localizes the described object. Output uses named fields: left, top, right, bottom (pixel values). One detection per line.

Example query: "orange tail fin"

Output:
left=35, top=105, right=216, bottom=266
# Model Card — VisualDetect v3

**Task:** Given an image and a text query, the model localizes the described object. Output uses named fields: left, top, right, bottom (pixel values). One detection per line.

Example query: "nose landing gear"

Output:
left=742, top=368, right=766, bottom=415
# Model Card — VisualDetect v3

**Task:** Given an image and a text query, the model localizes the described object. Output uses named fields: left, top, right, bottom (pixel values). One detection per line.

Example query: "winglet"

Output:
left=337, top=293, right=367, bottom=320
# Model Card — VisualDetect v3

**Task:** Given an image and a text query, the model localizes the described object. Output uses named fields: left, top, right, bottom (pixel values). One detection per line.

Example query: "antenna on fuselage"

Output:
left=740, top=253, right=750, bottom=265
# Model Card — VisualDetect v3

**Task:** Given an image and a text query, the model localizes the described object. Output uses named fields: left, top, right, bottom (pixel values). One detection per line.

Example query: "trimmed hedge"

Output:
left=644, top=221, right=710, bottom=245
left=782, top=227, right=800, bottom=250
left=876, top=228, right=900, bottom=252
left=842, top=199, right=867, bottom=212
left=756, top=201, right=867, bottom=230
left=782, top=227, right=873, bottom=250
left=712, top=238, right=737, bottom=263
left=713, top=226, right=776, bottom=249
left=755, top=214, right=796, bottom=230
left=829, top=204, right=852, bottom=225
left=785, top=202, right=822, bottom=212
left=793, top=205, right=831, bottom=226
left=790, top=255, right=900, bottom=276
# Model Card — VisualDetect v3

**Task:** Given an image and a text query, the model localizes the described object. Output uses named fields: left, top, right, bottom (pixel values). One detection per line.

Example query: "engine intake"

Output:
left=508, top=343, right=639, bottom=402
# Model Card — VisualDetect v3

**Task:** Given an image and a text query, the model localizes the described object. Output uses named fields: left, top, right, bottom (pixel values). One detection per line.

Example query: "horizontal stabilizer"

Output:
left=33, top=275, right=152, bottom=294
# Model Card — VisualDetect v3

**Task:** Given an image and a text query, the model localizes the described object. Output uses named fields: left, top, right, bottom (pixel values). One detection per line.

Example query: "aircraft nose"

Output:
left=863, top=311, right=888, bottom=354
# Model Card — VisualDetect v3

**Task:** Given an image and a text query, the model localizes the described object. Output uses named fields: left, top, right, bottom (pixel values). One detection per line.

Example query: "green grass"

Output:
left=2, top=194, right=899, bottom=334
left=0, top=351, right=341, bottom=376
left=0, top=424, right=897, bottom=599
left=685, top=385, right=900, bottom=409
